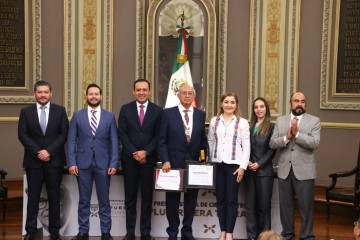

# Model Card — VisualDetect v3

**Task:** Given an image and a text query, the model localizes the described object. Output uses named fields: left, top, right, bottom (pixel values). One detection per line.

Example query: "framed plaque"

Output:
left=185, top=161, right=216, bottom=189
left=154, top=168, right=184, bottom=192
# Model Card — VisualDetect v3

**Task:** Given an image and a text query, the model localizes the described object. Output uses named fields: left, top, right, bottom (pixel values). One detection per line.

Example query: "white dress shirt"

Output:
left=136, top=100, right=148, bottom=116
left=178, top=104, right=194, bottom=137
left=88, top=106, right=101, bottom=129
left=37, top=102, right=50, bottom=126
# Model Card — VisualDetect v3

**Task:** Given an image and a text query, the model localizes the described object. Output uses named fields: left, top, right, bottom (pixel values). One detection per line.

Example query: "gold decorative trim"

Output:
left=217, top=0, right=228, bottom=100
left=0, top=117, right=19, bottom=122
left=320, top=0, right=360, bottom=110
left=64, top=0, right=113, bottom=117
left=0, top=0, right=40, bottom=104
left=320, top=122, right=360, bottom=129
left=33, top=0, right=41, bottom=81
left=145, top=0, right=218, bottom=122
left=136, top=0, right=145, bottom=79
left=248, top=0, right=300, bottom=117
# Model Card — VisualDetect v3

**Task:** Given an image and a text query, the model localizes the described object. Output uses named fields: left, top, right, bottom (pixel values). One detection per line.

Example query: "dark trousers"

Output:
left=244, top=174, right=273, bottom=239
left=122, top=159, right=155, bottom=236
left=165, top=188, right=199, bottom=238
left=25, top=164, right=63, bottom=236
left=278, top=169, right=315, bottom=240
left=215, top=162, right=240, bottom=233
left=77, top=161, right=111, bottom=234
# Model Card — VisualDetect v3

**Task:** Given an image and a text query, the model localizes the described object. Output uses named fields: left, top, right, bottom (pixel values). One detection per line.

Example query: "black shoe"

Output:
left=181, top=236, right=196, bottom=240
left=23, top=233, right=35, bottom=240
left=141, top=234, right=155, bottom=240
left=50, top=234, right=63, bottom=240
left=123, top=234, right=135, bottom=240
left=72, top=232, right=89, bottom=240
left=101, top=233, right=113, bottom=240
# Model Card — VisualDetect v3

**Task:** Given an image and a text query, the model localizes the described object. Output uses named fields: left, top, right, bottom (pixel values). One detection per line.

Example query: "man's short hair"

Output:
left=34, top=80, right=52, bottom=92
left=86, top=83, right=102, bottom=95
left=133, top=79, right=151, bottom=90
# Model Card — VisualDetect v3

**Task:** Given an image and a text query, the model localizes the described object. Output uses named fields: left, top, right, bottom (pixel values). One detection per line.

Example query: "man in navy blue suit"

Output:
left=118, top=79, right=162, bottom=240
left=67, top=84, right=119, bottom=240
left=158, top=84, right=209, bottom=240
left=19, top=80, right=69, bottom=240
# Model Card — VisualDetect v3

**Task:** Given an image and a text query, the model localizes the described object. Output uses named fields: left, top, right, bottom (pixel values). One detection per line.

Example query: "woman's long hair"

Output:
left=250, top=97, right=271, bottom=136
left=216, top=92, right=241, bottom=120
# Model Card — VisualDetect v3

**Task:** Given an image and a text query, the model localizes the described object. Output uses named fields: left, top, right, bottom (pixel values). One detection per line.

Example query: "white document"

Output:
left=156, top=170, right=181, bottom=190
left=188, top=164, right=214, bottom=186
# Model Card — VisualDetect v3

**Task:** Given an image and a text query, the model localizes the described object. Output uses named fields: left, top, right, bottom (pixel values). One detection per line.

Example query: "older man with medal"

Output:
left=158, top=84, right=209, bottom=240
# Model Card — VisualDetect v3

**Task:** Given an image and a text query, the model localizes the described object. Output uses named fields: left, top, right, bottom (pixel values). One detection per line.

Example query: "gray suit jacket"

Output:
left=270, top=113, right=321, bottom=180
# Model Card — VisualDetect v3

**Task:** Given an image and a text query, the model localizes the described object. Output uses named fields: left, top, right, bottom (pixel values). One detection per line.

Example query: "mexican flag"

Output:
left=165, top=26, right=197, bottom=108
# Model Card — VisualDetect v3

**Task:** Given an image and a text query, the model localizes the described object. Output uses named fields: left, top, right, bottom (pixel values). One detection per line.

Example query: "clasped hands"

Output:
left=133, top=150, right=147, bottom=164
left=286, top=117, right=299, bottom=141
left=38, top=149, right=50, bottom=162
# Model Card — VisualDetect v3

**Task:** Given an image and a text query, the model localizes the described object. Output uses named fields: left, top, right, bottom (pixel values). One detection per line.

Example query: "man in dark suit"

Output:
left=118, top=79, right=163, bottom=240
left=18, top=80, right=69, bottom=240
left=270, top=92, right=321, bottom=240
left=67, top=84, right=119, bottom=240
left=158, top=84, right=209, bottom=240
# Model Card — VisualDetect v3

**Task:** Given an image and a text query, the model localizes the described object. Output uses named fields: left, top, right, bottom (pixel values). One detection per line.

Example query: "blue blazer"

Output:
left=118, top=101, right=163, bottom=163
left=67, top=108, right=119, bottom=170
left=158, top=106, right=209, bottom=169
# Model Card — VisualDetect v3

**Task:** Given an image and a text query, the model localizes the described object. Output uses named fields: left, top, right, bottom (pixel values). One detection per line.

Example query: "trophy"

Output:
left=200, top=149, right=206, bottom=162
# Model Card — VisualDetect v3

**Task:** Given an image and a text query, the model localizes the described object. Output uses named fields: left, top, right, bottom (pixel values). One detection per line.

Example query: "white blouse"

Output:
left=207, top=115, right=250, bottom=169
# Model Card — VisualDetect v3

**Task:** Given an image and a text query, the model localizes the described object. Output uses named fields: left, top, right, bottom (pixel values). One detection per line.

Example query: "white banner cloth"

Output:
left=22, top=175, right=281, bottom=238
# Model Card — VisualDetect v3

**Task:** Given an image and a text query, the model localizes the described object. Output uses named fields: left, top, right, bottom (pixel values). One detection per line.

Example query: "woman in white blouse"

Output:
left=208, top=92, right=250, bottom=240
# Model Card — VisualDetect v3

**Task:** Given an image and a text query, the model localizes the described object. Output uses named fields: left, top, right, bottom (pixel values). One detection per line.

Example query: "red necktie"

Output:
left=139, top=105, right=145, bottom=126
left=184, top=110, right=190, bottom=143
left=184, top=110, right=189, bottom=125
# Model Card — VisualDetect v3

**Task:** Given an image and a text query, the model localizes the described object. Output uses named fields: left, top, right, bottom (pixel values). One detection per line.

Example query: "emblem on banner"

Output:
left=90, top=204, right=99, bottom=217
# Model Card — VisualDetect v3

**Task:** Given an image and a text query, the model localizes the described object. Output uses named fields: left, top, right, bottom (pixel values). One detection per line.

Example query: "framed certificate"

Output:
left=185, top=161, right=216, bottom=189
left=154, top=169, right=185, bottom=192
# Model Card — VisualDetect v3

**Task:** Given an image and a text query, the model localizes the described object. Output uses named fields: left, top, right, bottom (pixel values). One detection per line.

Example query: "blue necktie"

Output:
left=40, top=105, right=47, bottom=134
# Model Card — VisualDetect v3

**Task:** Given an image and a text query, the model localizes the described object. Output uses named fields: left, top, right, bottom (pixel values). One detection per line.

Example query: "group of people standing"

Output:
left=19, top=79, right=320, bottom=240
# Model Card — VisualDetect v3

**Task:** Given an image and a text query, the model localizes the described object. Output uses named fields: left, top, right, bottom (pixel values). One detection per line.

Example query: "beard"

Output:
left=291, top=106, right=306, bottom=116
left=87, top=99, right=101, bottom=108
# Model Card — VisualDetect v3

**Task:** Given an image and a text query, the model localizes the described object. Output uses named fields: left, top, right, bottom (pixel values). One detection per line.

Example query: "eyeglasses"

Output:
left=179, top=91, right=194, bottom=96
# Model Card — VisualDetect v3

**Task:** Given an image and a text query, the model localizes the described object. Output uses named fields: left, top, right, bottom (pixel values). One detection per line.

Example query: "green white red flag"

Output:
left=165, top=26, right=197, bottom=108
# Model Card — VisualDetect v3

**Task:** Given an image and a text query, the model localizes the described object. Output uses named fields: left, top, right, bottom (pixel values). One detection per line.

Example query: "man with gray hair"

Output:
left=158, top=84, right=209, bottom=240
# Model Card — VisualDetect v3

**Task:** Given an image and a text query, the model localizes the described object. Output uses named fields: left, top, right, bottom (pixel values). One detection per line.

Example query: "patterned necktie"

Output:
left=90, top=110, right=97, bottom=135
left=184, top=110, right=189, bottom=125
left=184, top=110, right=190, bottom=143
left=40, top=105, right=47, bottom=135
left=293, top=116, right=298, bottom=125
left=139, top=105, right=145, bottom=126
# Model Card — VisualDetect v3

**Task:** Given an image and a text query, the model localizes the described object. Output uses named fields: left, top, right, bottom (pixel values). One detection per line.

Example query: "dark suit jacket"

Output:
left=67, top=108, right=119, bottom=170
left=18, top=103, right=69, bottom=168
left=247, top=123, right=276, bottom=177
left=158, top=106, right=208, bottom=169
left=118, top=101, right=163, bottom=163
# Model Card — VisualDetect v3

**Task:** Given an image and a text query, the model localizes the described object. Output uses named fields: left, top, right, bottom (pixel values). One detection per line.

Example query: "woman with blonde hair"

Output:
left=208, top=92, right=250, bottom=240
left=258, top=230, right=283, bottom=240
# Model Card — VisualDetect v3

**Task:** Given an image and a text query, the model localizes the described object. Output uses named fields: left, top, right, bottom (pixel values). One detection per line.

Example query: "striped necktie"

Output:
left=90, top=110, right=97, bottom=135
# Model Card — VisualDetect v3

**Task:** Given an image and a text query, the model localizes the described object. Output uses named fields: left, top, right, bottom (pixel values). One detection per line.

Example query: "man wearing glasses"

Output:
left=158, top=84, right=209, bottom=240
